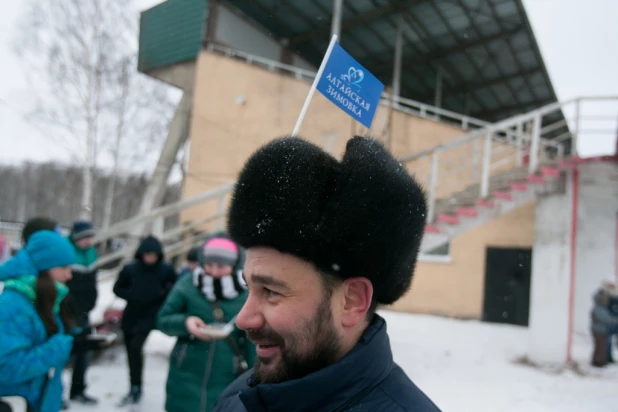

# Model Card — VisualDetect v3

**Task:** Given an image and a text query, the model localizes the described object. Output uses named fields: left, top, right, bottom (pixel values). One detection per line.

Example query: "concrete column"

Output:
left=331, top=0, right=343, bottom=39
left=528, top=172, right=573, bottom=365
left=572, top=162, right=618, bottom=335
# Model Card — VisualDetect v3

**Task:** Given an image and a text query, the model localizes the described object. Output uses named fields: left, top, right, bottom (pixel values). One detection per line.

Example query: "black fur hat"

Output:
left=228, top=136, right=427, bottom=305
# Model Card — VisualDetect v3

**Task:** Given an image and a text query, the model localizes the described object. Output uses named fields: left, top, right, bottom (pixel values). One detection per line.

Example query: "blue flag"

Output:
left=316, top=42, right=385, bottom=129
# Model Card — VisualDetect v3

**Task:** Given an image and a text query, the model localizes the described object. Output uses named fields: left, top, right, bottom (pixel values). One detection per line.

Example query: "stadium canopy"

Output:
left=223, top=0, right=566, bottom=136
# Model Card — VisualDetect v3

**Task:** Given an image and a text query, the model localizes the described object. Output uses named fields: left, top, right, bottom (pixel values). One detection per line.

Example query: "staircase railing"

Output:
left=400, top=96, right=618, bottom=223
left=92, top=95, right=618, bottom=275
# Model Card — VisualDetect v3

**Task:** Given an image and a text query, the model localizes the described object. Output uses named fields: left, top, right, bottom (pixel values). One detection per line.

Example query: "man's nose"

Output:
left=236, top=292, right=265, bottom=331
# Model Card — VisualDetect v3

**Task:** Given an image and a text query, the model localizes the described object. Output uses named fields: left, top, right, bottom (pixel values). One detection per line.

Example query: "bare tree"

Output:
left=14, top=0, right=176, bottom=222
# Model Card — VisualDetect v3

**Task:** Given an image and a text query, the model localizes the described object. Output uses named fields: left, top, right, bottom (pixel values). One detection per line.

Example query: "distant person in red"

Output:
left=0, top=234, right=10, bottom=265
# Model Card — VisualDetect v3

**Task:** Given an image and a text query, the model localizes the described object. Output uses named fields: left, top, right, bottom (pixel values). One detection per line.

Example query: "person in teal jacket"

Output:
left=66, top=220, right=99, bottom=404
left=157, top=233, right=255, bottom=412
left=0, top=231, right=77, bottom=412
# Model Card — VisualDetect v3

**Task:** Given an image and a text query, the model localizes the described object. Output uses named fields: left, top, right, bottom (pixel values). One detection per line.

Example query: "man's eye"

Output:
left=264, top=288, right=279, bottom=298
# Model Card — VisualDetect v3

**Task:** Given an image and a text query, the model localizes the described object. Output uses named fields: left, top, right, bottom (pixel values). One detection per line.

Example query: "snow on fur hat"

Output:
left=228, top=136, right=427, bottom=305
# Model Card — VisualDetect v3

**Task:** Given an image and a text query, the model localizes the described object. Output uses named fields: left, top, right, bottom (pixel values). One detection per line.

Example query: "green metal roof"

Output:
left=138, top=0, right=208, bottom=73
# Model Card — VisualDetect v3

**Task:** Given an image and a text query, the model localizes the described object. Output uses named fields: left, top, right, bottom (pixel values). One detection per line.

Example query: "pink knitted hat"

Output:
left=201, top=237, right=239, bottom=266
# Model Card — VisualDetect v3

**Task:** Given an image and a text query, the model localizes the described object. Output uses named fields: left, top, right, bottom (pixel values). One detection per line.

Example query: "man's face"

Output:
left=236, top=247, right=342, bottom=384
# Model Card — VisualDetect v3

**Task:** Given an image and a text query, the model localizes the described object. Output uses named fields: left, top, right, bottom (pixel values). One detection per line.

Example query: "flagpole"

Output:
left=292, top=34, right=338, bottom=136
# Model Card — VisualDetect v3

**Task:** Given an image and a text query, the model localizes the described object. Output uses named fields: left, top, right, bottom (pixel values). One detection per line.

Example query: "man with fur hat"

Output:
left=65, top=220, right=99, bottom=405
left=214, top=136, right=440, bottom=411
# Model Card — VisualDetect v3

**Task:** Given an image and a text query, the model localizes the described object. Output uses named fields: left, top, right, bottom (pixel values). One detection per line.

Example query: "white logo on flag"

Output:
left=341, top=67, right=364, bottom=90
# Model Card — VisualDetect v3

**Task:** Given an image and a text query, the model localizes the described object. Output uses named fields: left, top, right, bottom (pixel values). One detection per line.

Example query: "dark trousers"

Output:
left=123, top=331, right=150, bottom=387
left=70, top=315, right=91, bottom=396
left=592, top=332, right=608, bottom=367
left=70, top=351, right=90, bottom=396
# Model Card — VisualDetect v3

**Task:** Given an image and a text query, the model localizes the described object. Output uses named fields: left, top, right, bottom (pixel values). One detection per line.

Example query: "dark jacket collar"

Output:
left=239, top=314, right=394, bottom=412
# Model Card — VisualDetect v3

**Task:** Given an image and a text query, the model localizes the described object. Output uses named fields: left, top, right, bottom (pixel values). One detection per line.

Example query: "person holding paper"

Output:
left=157, top=234, right=255, bottom=412
left=214, top=136, right=440, bottom=411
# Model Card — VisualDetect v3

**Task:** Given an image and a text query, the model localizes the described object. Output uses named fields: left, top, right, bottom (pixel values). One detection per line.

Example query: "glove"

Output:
left=46, top=334, right=74, bottom=367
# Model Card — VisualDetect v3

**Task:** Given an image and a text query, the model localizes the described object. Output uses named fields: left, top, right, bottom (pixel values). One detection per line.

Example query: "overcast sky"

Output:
left=0, top=0, right=616, bottom=167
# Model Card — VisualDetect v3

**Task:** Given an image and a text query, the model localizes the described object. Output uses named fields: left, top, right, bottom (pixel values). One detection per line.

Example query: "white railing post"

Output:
left=529, top=112, right=542, bottom=174
left=557, top=143, right=565, bottom=159
left=472, top=137, right=481, bottom=183
left=573, top=98, right=581, bottom=157
left=462, top=116, right=469, bottom=130
left=516, top=120, right=524, bottom=167
left=427, top=151, right=439, bottom=223
left=480, top=131, right=492, bottom=198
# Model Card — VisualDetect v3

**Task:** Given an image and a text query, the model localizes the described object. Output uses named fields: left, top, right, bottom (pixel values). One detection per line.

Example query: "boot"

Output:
left=118, top=385, right=141, bottom=407
left=70, top=393, right=99, bottom=405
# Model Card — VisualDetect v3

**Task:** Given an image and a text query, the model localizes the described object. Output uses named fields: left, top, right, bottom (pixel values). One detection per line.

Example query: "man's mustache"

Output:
left=246, top=328, right=285, bottom=346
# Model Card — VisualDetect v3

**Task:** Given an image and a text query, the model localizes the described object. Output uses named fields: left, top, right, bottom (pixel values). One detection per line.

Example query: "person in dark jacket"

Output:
left=21, top=217, right=61, bottom=245
left=113, top=235, right=177, bottom=406
left=590, top=276, right=618, bottom=367
left=65, top=220, right=99, bottom=405
left=157, top=234, right=255, bottom=412
left=214, top=136, right=440, bottom=411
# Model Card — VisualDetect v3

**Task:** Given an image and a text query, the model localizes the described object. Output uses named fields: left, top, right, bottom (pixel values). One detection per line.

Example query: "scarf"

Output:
left=192, top=266, right=246, bottom=302
left=1, top=275, right=69, bottom=313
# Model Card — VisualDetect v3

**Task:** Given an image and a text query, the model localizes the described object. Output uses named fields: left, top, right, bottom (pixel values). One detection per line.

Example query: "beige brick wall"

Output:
left=181, top=51, right=470, bottom=225
left=390, top=201, right=536, bottom=319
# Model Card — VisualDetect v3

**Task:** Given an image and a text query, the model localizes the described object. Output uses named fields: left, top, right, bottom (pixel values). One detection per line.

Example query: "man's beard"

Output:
left=247, top=295, right=342, bottom=385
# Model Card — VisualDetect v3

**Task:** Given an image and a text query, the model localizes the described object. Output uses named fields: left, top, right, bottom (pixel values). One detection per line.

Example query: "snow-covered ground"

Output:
left=68, top=279, right=618, bottom=411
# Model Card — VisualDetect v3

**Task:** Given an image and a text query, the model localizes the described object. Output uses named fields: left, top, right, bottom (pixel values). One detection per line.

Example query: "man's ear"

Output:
left=340, top=277, right=373, bottom=328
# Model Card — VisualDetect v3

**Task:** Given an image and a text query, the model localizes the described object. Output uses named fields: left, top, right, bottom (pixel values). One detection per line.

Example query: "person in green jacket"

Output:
left=157, top=234, right=255, bottom=412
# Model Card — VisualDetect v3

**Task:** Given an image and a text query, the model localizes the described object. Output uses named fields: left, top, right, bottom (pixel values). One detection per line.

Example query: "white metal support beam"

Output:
left=135, top=92, right=193, bottom=236
left=480, top=131, right=492, bottom=198
left=434, top=66, right=443, bottom=109
left=392, top=15, right=403, bottom=100
left=331, top=0, right=343, bottom=39
left=529, top=112, right=542, bottom=174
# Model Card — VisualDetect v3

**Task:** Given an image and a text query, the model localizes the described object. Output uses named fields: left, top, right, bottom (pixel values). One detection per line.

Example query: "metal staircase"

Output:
left=92, top=95, right=617, bottom=275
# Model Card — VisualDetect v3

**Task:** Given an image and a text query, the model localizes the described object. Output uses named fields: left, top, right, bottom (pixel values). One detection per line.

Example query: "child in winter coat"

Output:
left=113, top=235, right=177, bottom=406
left=157, top=234, right=255, bottom=412
left=0, top=231, right=77, bottom=412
